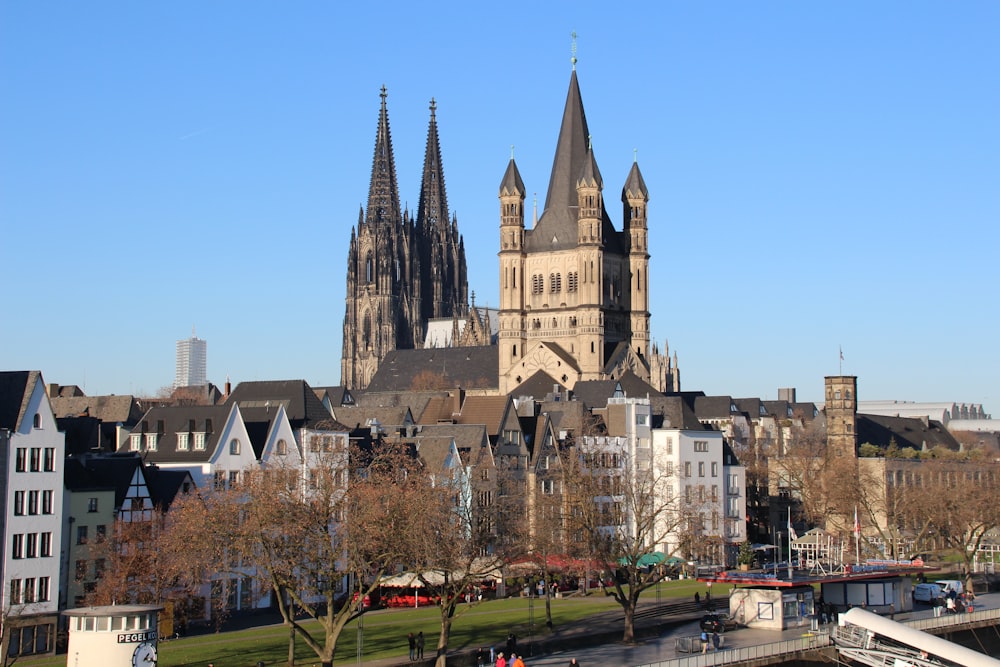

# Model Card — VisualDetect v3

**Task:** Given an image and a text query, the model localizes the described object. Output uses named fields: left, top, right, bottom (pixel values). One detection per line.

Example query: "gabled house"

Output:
left=119, top=404, right=257, bottom=491
left=0, top=371, right=65, bottom=659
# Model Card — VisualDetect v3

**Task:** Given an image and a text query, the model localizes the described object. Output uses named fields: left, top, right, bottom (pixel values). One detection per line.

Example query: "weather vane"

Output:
left=571, top=31, right=578, bottom=70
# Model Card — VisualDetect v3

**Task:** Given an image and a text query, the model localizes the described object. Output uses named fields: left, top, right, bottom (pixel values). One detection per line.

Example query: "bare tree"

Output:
left=903, top=459, right=1000, bottom=593
left=562, top=436, right=686, bottom=643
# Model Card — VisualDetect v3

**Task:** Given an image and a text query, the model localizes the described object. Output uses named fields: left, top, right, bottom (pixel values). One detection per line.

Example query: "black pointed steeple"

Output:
left=417, top=97, right=449, bottom=237
left=366, top=85, right=402, bottom=227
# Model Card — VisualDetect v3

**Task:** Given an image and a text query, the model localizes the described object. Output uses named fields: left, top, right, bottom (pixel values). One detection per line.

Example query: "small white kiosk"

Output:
left=63, top=605, right=161, bottom=667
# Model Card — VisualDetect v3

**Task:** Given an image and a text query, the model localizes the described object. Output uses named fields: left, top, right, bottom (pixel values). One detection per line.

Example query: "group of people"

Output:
left=699, top=630, right=721, bottom=653
left=407, top=631, right=425, bottom=661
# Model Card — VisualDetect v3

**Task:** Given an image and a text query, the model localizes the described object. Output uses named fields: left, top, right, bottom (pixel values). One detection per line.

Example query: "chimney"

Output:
left=224, top=376, right=231, bottom=399
left=778, top=387, right=797, bottom=403
left=451, top=388, right=465, bottom=417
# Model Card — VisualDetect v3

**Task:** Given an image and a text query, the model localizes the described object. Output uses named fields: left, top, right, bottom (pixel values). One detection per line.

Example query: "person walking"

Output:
left=712, top=631, right=721, bottom=651
left=694, top=591, right=700, bottom=607
left=511, top=654, right=525, bottom=667
left=700, top=630, right=709, bottom=653
left=408, top=632, right=416, bottom=661
left=416, top=631, right=425, bottom=659
left=506, top=631, right=517, bottom=656
left=495, top=652, right=506, bottom=667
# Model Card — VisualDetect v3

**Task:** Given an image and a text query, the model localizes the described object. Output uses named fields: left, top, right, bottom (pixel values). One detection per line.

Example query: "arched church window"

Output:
left=549, top=273, right=561, bottom=293
left=363, top=315, right=372, bottom=350
left=365, top=252, right=374, bottom=283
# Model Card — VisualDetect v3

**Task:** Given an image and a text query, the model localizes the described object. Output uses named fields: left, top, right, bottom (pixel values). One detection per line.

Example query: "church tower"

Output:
left=825, top=375, right=859, bottom=458
left=342, top=89, right=470, bottom=390
left=497, top=62, right=657, bottom=394
left=416, top=99, right=468, bottom=323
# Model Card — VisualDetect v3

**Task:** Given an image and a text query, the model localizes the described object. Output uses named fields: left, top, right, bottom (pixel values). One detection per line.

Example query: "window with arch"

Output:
left=531, top=274, right=543, bottom=294
left=362, top=315, right=372, bottom=349
left=365, top=252, right=374, bottom=283
left=276, top=439, right=287, bottom=456
left=549, top=273, right=561, bottom=293
left=230, top=439, right=241, bottom=455
left=32, top=413, right=41, bottom=429
left=568, top=272, right=578, bottom=292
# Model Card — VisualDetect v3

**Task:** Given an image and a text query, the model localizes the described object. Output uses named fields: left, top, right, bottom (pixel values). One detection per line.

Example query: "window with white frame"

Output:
left=26, top=533, right=37, bottom=558
left=41, top=532, right=52, bottom=557
left=12, top=534, right=24, bottom=559
left=694, top=440, right=709, bottom=452
left=28, top=490, right=38, bottom=515
left=87, top=497, right=98, bottom=513
left=145, top=433, right=158, bottom=451
left=711, top=461, right=718, bottom=477
left=698, top=462, right=705, bottom=477
left=177, top=433, right=190, bottom=451
left=130, top=435, right=142, bottom=452
left=230, top=439, right=241, bottom=455
left=42, top=490, right=53, bottom=514
left=684, top=461, right=691, bottom=477
left=727, top=497, right=740, bottom=518
left=43, top=448, right=55, bottom=471
left=15, top=448, right=26, bottom=472
left=14, top=491, right=24, bottom=515
left=9, top=579, right=22, bottom=605
left=30, top=448, right=40, bottom=471
left=38, top=576, right=50, bottom=602
left=194, top=432, right=206, bottom=450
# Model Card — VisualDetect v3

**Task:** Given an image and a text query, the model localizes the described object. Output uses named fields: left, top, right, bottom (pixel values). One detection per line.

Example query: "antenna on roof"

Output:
left=571, top=31, right=578, bottom=70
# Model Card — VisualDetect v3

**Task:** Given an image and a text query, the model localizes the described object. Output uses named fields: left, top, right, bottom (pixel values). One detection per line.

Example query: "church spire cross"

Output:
left=510, top=144, right=515, bottom=160
left=430, top=97, right=436, bottom=118
left=571, top=31, right=578, bottom=70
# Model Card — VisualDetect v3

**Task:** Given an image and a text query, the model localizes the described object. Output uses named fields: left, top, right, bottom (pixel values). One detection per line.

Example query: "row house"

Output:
left=62, top=453, right=194, bottom=608
left=0, top=371, right=65, bottom=659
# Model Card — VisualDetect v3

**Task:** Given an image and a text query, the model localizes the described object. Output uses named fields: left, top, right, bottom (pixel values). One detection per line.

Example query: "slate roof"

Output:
left=51, top=395, right=144, bottom=424
left=510, top=371, right=564, bottom=402
left=0, top=370, right=38, bottom=430
left=120, top=405, right=232, bottom=464
left=313, top=386, right=355, bottom=407
left=144, top=465, right=194, bottom=510
left=857, top=414, right=961, bottom=452
left=331, top=405, right=413, bottom=433
left=652, top=395, right=711, bottom=431
left=364, top=346, right=499, bottom=393
left=454, top=396, right=509, bottom=433
left=527, top=70, right=624, bottom=255
left=64, top=454, right=143, bottom=508
left=693, top=396, right=738, bottom=420
left=226, top=380, right=334, bottom=429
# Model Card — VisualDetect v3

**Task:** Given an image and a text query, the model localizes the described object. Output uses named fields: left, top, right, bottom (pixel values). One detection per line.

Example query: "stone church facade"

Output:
left=341, top=88, right=468, bottom=390
left=341, top=70, right=679, bottom=395
left=496, top=67, right=675, bottom=394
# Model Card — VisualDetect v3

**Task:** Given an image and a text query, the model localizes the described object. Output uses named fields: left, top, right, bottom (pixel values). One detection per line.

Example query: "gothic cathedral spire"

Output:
left=342, top=89, right=470, bottom=390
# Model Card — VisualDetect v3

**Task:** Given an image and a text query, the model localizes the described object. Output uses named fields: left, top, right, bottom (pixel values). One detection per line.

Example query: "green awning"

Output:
left=621, top=551, right=668, bottom=567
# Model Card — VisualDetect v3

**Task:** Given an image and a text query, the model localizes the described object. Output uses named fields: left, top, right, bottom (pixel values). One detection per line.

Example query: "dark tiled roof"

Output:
left=51, top=395, right=142, bottom=424
left=570, top=380, right=618, bottom=410
left=331, top=405, right=413, bottom=432
left=857, top=414, right=961, bottom=452
left=651, top=395, right=710, bottom=431
left=510, top=371, right=564, bottom=402
left=499, top=158, right=525, bottom=196
left=313, top=386, right=355, bottom=407
left=144, top=465, right=195, bottom=510
left=65, top=454, right=144, bottom=509
left=365, top=347, right=499, bottom=393
left=455, top=396, right=509, bottom=433
left=226, top=379, right=334, bottom=428
left=693, top=396, right=737, bottom=420
left=120, top=405, right=232, bottom=463
left=0, top=371, right=35, bottom=430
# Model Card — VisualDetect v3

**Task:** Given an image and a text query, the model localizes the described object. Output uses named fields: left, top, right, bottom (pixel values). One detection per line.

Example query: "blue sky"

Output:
left=2, top=2, right=997, bottom=412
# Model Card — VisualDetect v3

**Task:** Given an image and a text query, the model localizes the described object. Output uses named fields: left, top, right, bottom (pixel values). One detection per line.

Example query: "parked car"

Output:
left=913, top=582, right=945, bottom=605
left=700, top=613, right=739, bottom=633
left=935, top=579, right=964, bottom=596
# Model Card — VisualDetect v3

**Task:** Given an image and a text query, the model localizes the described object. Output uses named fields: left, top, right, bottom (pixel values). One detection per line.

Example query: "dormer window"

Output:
left=130, top=435, right=142, bottom=452
left=194, top=433, right=206, bottom=451
left=33, top=413, right=41, bottom=429
left=145, top=434, right=158, bottom=451
left=177, top=433, right=190, bottom=451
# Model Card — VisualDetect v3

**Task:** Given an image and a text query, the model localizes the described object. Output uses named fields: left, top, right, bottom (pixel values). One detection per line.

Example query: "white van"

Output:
left=936, top=579, right=964, bottom=596
left=913, top=583, right=945, bottom=604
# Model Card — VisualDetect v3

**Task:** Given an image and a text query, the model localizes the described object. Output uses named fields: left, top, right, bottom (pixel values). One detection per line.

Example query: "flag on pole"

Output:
left=840, top=346, right=844, bottom=362
left=853, top=506, right=860, bottom=536
left=787, top=514, right=798, bottom=541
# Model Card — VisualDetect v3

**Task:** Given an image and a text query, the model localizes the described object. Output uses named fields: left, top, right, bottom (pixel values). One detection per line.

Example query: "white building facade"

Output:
left=0, top=371, right=65, bottom=658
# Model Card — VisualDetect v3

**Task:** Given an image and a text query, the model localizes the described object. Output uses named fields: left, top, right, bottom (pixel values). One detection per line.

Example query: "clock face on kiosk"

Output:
left=132, top=641, right=157, bottom=666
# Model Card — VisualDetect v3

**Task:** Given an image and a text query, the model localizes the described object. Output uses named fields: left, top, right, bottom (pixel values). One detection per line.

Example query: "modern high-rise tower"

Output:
left=175, top=333, right=207, bottom=388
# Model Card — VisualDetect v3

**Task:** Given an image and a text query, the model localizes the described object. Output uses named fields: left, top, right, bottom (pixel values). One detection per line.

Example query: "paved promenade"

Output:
left=360, top=591, right=998, bottom=667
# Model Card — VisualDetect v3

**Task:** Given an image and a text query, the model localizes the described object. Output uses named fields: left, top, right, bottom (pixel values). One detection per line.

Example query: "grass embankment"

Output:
left=25, top=579, right=725, bottom=667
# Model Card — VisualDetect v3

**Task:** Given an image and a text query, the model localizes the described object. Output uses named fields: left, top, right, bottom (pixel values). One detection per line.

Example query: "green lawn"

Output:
left=20, top=580, right=730, bottom=667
